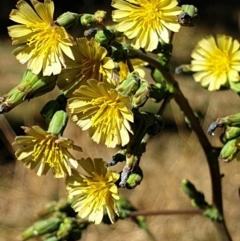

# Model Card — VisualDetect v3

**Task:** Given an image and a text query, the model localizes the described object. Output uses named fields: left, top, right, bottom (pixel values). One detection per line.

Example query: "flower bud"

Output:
left=132, top=78, right=149, bottom=108
left=95, top=29, right=114, bottom=45
left=126, top=166, right=143, bottom=189
left=80, top=14, right=95, bottom=27
left=203, top=207, right=223, bottom=222
left=224, top=126, right=240, bottom=140
left=94, top=10, right=106, bottom=23
left=116, top=71, right=141, bottom=96
left=57, top=218, right=72, bottom=239
left=178, top=5, right=199, bottom=26
left=220, top=138, right=238, bottom=162
left=0, top=70, right=56, bottom=113
left=47, top=110, right=68, bottom=135
left=56, top=12, right=80, bottom=29
left=44, top=237, right=59, bottom=241
left=22, top=217, right=61, bottom=240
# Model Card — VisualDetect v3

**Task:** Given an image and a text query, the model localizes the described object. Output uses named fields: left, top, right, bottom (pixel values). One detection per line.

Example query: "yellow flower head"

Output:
left=68, top=79, right=134, bottom=148
left=57, top=38, right=115, bottom=94
left=111, top=0, right=182, bottom=51
left=66, top=158, right=120, bottom=224
left=8, top=0, right=75, bottom=76
left=190, top=35, right=240, bottom=91
left=13, top=126, right=82, bottom=178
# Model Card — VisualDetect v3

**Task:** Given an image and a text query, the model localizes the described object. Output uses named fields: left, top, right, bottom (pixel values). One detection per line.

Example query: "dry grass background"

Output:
left=0, top=1, right=240, bottom=241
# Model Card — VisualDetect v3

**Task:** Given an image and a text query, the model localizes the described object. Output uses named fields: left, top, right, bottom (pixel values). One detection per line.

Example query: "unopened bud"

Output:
left=132, top=79, right=149, bottom=108
left=47, top=110, right=68, bottom=135
left=0, top=70, right=56, bottom=113
left=94, top=10, right=106, bottom=24
left=95, top=29, right=114, bottom=44
left=224, top=126, right=240, bottom=140
left=80, top=14, right=95, bottom=27
left=178, top=5, right=199, bottom=27
left=22, top=217, right=61, bottom=240
left=56, top=12, right=79, bottom=29
left=203, top=207, right=223, bottom=222
left=126, top=166, right=143, bottom=189
left=116, top=71, right=141, bottom=96
left=220, top=138, right=238, bottom=162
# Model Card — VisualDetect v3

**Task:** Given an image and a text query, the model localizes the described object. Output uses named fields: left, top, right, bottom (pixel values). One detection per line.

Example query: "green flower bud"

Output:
left=181, top=179, right=197, bottom=198
left=126, top=166, right=143, bottom=189
left=203, top=207, right=223, bottom=222
left=0, top=70, right=56, bottom=113
left=57, top=220, right=72, bottom=239
left=178, top=5, right=199, bottom=27
left=220, top=139, right=238, bottom=162
left=56, top=12, right=80, bottom=29
left=47, top=110, right=68, bottom=135
left=80, top=14, right=95, bottom=27
left=95, top=29, right=114, bottom=45
left=132, top=78, right=149, bottom=108
left=224, top=126, right=240, bottom=140
left=44, top=237, right=59, bottom=241
left=22, top=218, right=61, bottom=240
left=94, top=10, right=106, bottom=23
left=116, top=71, right=141, bottom=96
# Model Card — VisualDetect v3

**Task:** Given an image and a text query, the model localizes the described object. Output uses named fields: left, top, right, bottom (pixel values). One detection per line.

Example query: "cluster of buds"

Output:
left=21, top=200, right=88, bottom=241
left=116, top=71, right=149, bottom=108
left=208, top=113, right=240, bottom=162
left=107, top=110, right=164, bottom=188
left=0, top=70, right=56, bottom=113
left=181, top=180, right=223, bottom=222
left=56, top=10, right=107, bottom=30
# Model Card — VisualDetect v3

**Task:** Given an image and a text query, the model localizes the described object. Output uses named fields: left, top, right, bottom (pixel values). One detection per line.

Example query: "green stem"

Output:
left=128, top=48, right=232, bottom=241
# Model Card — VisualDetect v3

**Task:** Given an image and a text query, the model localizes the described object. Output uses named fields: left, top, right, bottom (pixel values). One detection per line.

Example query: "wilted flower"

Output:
left=57, top=38, right=115, bottom=93
left=66, top=158, right=120, bottom=224
left=68, top=79, right=133, bottom=148
left=13, top=126, right=82, bottom=178
left=190, top=35, right=240, bottom=91
left=8, top=0, right=75, bottom=76
left=111, top=0, right=182, bottom=51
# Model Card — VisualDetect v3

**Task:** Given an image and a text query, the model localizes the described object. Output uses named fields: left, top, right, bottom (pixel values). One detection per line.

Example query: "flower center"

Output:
left=27, top=22, right=60, bottom=56
left=134, top=1, right=162, bottom=23
left=84, top=175, right=110, bottom=202
left=207, top=50, right=231, bottom=77
left=33, top=135, right=61, bottom=167
left=90, top=95, right=120, bottom=133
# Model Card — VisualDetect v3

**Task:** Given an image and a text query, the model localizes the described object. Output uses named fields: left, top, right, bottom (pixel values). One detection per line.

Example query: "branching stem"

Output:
left=128, top=47, right=232, bottom=241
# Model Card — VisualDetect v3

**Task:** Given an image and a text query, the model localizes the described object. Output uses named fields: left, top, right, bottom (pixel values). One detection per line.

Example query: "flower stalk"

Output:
left=128, top=47, right=232, bottom=241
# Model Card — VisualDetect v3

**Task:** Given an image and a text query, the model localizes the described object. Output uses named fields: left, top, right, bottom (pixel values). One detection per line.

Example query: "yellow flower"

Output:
left=66, top=158, right=120, bottom=224
left=57, top=38, right=115, bottom=94
left=190, top=35, right=240, bottom=91
left=111, top=0, right=182, bottom=51
left=68, top=79, right=133, bottom=148
left=8, top=0, right=75, bottom=76
left=13, top=126, right=82, bottom=178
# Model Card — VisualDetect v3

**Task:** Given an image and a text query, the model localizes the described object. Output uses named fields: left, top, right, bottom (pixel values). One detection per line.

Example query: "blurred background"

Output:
left=0, top=0, right=240, bottom=241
